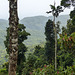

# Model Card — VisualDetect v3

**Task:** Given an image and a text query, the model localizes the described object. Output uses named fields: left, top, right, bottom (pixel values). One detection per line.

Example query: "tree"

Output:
left=70, top=10, right=75, bottom=19
left=4, top=24, right=30, bottom=75
left=61, top=0, right=75, bottom=35
left=22, top=45, right=46, bottom=75
left=8, top=0, right=19, bottom=75
left=61, top=11, right=75, bottom=36
left=62, top=19, right=73, bottom=36
left=34, top=45, right=45, bottom=57
left=17, top=24, right=30, bottom=75
left=44, top=19, right=55, bottom=64
left=46, top=2, right=63, bottom=70
left=59, top=3, right=75, bottom=68
left=22, top=53, right=37, bottom=75
left=33, top=45, right=47, bottom=68
left=58, top=32, right=75, bottom=68
left=61, top=0, right=75, bottom=10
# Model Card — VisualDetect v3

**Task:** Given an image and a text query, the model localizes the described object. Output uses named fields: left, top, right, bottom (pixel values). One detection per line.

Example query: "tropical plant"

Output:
left=44, top=19, right=55, bottom=64
left=4, top=24, right=30, bottom=75
left=46, top=2, right=63, bottom=70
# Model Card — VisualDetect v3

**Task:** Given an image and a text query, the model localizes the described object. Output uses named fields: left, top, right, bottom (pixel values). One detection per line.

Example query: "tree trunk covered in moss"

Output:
left=8, top=0, right=19, bottom=75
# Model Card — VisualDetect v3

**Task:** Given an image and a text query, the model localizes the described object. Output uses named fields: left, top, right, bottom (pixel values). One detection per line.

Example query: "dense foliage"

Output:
left=44, top=19, right=55, bottom=63
left=3, top=24, right=30, bottom=75
left=0, top=0, right=75, bottom=75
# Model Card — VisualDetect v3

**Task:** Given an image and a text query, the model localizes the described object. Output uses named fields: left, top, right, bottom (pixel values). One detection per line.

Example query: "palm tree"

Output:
left=8, top=0, right=19, bottom=75
left=46, top=1, right=63, bottom=70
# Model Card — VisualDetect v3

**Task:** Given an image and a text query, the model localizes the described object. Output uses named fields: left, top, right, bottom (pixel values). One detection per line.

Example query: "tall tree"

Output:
left=46, top=2, right=63, bottom=70
left=45, top=19, right=55, bottom=64
left=8, top=0, right=19, bottom=75
left=4, top=24, right=30, bottom=75
left=17, top=24, right=30, bottom=75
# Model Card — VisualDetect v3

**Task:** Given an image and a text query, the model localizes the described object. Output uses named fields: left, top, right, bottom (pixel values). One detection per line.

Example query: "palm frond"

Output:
left=50, top=5, right=56, bottom=10
left=46, top=11, right=52, bottom=14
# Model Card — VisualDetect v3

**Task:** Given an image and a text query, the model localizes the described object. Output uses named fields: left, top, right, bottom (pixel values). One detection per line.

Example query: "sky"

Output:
left=0, top=0, right=74, bottom=20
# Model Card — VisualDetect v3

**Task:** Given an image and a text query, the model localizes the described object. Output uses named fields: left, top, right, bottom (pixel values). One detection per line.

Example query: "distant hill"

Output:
left=20, top=15, right=70, bottom=46
left=0, top=15, right=70, bottom=65
left=0, top=15, right=70, bottom=49
left=0, top=19, right=8, bottom=49
left=0, top=15, right=70, bottom=48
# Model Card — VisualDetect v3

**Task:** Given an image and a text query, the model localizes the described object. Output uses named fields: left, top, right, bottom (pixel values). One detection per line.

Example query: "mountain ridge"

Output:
left=0, top=15, right=70, bottom=47
left=0, top=15, right=70, bottom=65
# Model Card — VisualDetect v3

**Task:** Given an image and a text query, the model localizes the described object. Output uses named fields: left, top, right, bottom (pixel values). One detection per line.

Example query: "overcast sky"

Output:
left=0, top=0, right=73, bottom=20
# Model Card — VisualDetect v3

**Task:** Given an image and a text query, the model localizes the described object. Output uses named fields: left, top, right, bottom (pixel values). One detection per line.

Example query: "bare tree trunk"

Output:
left=55, top=26, right=57, bottom=70
left=8, top=0, right=19, bottom=75
left=53, top=16, right=57, bottom=70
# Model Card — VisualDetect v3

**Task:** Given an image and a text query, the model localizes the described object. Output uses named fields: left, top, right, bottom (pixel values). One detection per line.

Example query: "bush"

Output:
left=0, top=68, right=8, bottom=75
left=32, top=64, right=75, bottom=75
left=0, top=68, right=7, bottom=73
left=32, top=64, right=55, bottom=75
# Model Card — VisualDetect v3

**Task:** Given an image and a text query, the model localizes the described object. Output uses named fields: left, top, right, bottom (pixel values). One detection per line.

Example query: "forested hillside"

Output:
left=1, top=0, right=75, bottom=74
left=0, top=15, right=69, bottom=65
left=0, top=15, right=69, bottom=47
left=0, top=20, right=8, bottom=65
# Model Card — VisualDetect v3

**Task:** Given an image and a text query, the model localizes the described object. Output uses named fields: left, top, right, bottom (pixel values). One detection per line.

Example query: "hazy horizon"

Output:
left=0, top=0, right=73, bottom=20
left=0, top=14, right=70, bottom=20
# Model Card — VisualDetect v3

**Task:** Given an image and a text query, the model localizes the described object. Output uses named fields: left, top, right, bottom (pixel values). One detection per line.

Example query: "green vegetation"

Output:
left=44, top=19, right=55, bottom=63
left=4, top=24, right=30, bottom=75
left=0, top=15, right=69, bottom=66
left=1, top=0, right=75, bottom=74
left=0, top=14, right=74, bottom=75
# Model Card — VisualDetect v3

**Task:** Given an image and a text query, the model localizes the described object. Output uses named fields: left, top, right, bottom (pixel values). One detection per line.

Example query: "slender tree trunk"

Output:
left=55, top=26, right=57, bottom=70
left=53, top=16, right=57, bottom=70
left=8, top=0, right=19, bottom=75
